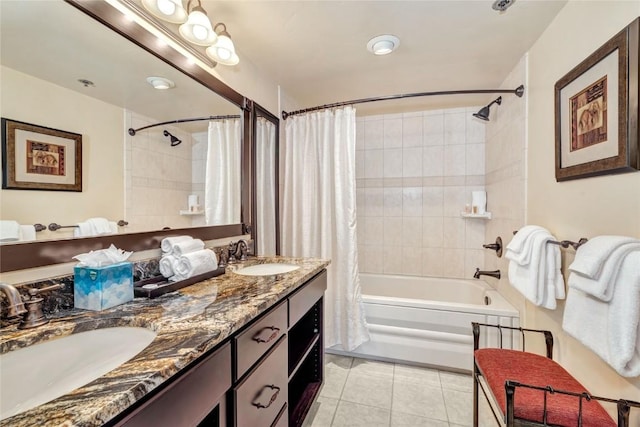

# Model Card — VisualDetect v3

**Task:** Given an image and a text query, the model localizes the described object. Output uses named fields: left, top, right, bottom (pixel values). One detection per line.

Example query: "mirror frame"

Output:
left=0, top=0, right=252, bottom=272
left=251, top=102, right=280, bottom=255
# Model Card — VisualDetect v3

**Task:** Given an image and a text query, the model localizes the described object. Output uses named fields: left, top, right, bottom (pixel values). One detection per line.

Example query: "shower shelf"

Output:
left=460, top=212, right=492, bottom=219
left=179, top=210, right=204, bottom=216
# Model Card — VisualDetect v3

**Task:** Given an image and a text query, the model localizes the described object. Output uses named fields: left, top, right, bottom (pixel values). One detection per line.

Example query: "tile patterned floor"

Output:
left=302, top=354, right=497, bottom=427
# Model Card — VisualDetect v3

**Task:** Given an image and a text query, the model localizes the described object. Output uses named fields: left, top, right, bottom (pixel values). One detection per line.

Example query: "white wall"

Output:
left=0, top=66, right=125, bottom=240
left=525, top=0, right=639, bottom=413
left=356, top=108, right=488, bottom=278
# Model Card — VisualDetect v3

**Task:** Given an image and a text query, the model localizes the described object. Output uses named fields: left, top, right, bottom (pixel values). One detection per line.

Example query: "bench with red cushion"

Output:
left=474, top=348, right=615, bottom=427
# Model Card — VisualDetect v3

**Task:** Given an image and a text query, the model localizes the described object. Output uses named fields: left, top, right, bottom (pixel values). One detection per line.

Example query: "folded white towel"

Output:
left=19, top=225, right=36, bottom=242
left=0, top=220, right=21, bottom=242
left=161, top=235, right=193, bottom=254
left=74, top=221, right=93, bottom=237
left=505, top=225, right=547, bottom=266
left=563, top=251, right=640, bottom=377
left=87, top=217, right=112, bottom=234
left=174, top=249, right=218, bottom=279
left=108, top=221, right=118, bottom=235
left=507, top=229, right=564, bottom=309
left=172, top=239, right=205, bottom=256
left=569, top=235, right=638, bottom=279
left=569, top=241, right=640, bottom=301
left=159, top=255, right=180, bottom=278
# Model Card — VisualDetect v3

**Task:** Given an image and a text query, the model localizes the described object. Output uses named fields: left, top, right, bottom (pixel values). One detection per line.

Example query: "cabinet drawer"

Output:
left=235, top=301, right=288, bottom=379
left=234, top=336, right=288, bottom=427
left=115, top=342, right=231, bottom=427
left=289, top=270, right=327, bottom=326
left=272, top=404, right=288, bottom=427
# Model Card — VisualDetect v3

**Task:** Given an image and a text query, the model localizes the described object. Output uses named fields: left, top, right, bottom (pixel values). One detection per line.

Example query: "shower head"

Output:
left=473, top=96, right=502, bottom=122
left=163, top=130, right=182, bottom=146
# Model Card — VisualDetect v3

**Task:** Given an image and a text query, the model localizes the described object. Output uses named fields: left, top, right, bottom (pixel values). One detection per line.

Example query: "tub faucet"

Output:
left=0, top=282, right=27, bottom=320
left=474, top=268, right=501, bottom=280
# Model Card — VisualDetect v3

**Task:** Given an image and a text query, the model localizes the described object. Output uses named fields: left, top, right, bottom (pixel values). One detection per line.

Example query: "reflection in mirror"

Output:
left=0, top=0, right=242, bottom=243
left=254, top=106, right=279, bottom=256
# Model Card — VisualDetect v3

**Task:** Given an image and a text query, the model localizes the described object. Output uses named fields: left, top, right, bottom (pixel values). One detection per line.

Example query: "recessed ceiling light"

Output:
left=146, top=76, right=175, bottom=90
left=492, top=0, right=516, bottom=12
left=367, top=35, right=400, bottom=56
left=77, top=79, right=95, bottom=88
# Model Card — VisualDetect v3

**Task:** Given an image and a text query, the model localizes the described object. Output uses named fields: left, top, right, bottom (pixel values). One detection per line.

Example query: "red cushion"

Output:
left=475, top=349, right=615, bottom=427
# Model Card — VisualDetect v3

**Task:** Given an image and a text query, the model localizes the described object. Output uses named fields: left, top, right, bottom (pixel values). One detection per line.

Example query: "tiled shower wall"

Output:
left=355, top=108, right=488, bottom=278
left=125, top=111, right=195, bottom=232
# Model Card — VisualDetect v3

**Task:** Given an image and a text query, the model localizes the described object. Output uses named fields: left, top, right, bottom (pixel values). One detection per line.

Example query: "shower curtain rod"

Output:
left=281, top=85, right=525, bottom=119
left=128, top=114, right=241, bottom=136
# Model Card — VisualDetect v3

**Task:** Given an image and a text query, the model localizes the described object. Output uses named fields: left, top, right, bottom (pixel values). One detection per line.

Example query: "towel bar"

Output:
left=511, top=230, right=588, bottom=250
left=48, top=220, right=128, bottom=231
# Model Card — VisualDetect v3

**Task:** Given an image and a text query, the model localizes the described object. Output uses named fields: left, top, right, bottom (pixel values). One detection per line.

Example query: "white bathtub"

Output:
left=334, top=273, right=520, bottom=372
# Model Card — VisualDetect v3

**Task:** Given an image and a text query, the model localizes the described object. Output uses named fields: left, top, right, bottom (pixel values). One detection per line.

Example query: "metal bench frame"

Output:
left=471, top=322, right=639, bottom=427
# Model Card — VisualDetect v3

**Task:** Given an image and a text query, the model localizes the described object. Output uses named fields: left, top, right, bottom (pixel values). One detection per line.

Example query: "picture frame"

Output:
left=554, top=18, right=639, bottom=182
left=1, top=118, right=82, bottom=191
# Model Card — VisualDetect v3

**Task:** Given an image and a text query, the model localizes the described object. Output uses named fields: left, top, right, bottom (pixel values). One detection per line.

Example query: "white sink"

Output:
left=0, top=326, right=156, bottom=421
left=233, top=263, right=300, bottom=276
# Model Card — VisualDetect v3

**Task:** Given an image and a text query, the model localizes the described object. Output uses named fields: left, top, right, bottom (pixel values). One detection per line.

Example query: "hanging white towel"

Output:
left=174, top=249, right=218, bottom=279
left=172, top=239, right=205, bottom=256
left=506, top=228, right=564, bottom=309
left=0, top=220, right=21, bottom=242
left=74, top=218, right=116, bottom=237
left=505, top=225, right=546, bottom=265
left=563, top=251, right=640, bottom=377
left=569, top=241, right=640, bottom=301
left=87, top=218, right=112, bottom=234
left=569, top=235, right=637, bottom=279
left=159, top=255, right=180, bottom=278
left=161, top=235, right=193, bottom=254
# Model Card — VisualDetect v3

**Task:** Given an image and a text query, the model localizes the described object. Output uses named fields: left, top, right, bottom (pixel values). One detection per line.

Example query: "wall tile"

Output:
left=383, top=217, right=403, bottom=246
left=402, top=187, right=423, bottom=217
left=466, top=143, right=485, bottom=176
left=402, top=246, right=424, bottom=276
left=402, top=116, right=423, bottom=147
left=444, top=145, right=466, bottom=176
left=422, top=248, right=444, bottom=277
left=403, top=147, right=423, bottom=177
left=383, top=148, right=403, bottom=178
left=443, top=217, right=466, bottom=248
left=442, top=248, right=465, bottom=278
left=383, top=188, right=403, bottom=217
left=384, top=118, right=402, bottom=148
left=423, top=146, right=444, bottom=177
left=444, top=113, right=466, bottom=145
left=364, top=150, right=384, bottom=178
left=383, top=246, right=403, bottom=274
left=365, top=188, right=384, bottom=217
left=365, top=120, right=384, bottom=149
left=423, top=187, right=444, bottom=217
left=422, top=217, right=444, bottom=248
left=402, top=217, right=423, bottom=242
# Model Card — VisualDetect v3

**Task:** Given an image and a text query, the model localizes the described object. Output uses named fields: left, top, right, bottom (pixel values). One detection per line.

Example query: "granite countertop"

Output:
left=0, top=256, right=330, bottom=427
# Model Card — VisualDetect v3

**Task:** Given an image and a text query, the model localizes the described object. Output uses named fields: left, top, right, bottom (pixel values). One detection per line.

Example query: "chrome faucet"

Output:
left=0, top=282, right=27, bottom=320
left=474, top=268, right=501, bottom=280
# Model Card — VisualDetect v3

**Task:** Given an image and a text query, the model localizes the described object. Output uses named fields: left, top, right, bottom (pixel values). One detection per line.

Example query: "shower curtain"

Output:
left=205, top=119, right=241, bottom=225
left=256, top=117, right=277, bottom=255
left=281, top=106, right=369, bottom=351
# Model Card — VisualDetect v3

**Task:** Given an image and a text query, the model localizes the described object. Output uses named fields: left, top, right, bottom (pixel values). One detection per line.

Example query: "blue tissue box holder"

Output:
left=74, top=262, right=134, bottom=311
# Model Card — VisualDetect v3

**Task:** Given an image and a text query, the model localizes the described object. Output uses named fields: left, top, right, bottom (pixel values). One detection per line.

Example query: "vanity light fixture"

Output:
left=473, top=96, right=502, bottom=121
left=205, top=23, right=239, bottom=66
left=146, top=76, right=175, bottom=89
left=366, top=35, right=400, bottom=56
left=141, top=0, right=187, bottom=23
left=179, top=0, right=217, bottom=46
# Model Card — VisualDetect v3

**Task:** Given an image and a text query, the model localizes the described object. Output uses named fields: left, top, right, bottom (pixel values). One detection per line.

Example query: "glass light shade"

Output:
left=179, top=8, right=217, bottom=45
left=366, top=35, right=400, bottom=56
left=373, top=40, right=394, bottom=55
left=141, top=0, right=187, bottom=24
left=206, top=35, right=239, bottom=65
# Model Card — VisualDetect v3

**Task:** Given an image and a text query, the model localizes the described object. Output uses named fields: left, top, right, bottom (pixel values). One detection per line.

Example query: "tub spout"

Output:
left=474, top=268, right=501, bottom=280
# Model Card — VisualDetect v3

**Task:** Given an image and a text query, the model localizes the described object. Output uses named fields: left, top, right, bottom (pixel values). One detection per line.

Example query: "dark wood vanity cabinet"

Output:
left=111, top=269, right=327, bottom=427
left=230, top=269, right=327, bottom=427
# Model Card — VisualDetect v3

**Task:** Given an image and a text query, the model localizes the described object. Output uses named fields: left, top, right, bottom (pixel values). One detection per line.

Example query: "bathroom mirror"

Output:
left=252, top=103, right=280, bottom=256
left=0, top=0, right=247, bottom=243
left=0, top=0, right=252, bottom=271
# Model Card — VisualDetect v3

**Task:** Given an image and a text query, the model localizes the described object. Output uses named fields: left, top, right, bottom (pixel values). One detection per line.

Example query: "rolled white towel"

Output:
left=172, top=239, right=205, bottom=256
left=159, top=255, right=180, bottom=278
left=174, top=249, right=218, bottom=279
left=161, top=235, right=193, bottom=254
left=569, top=235, right=638, bottom=279
left=0, top=220, right=21, bottom=242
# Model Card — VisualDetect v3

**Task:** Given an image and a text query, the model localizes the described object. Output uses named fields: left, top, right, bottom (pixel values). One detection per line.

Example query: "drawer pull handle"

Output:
left=252, top=326, right=280, bottom=343
left=252, top=384, right=281, bottom=409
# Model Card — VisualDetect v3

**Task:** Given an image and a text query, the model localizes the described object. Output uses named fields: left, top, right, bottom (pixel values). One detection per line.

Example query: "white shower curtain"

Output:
left=281, top=106, right=369, bottom=351
left=205, top=119, right=241, bottom=225
left=256, top=117, right=277, bottom=255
